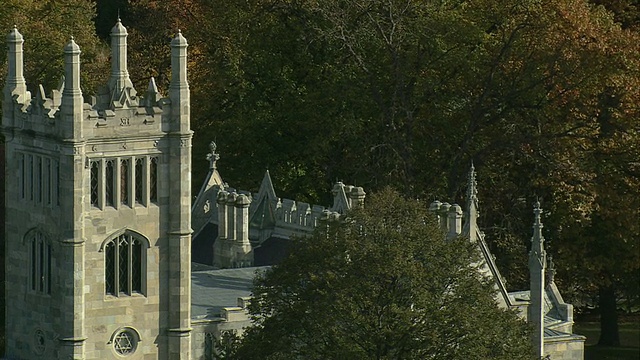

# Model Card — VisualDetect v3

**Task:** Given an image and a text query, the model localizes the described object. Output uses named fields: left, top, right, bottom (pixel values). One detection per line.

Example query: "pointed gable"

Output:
left=330, top=182, right=352, bottom=214
left=249, top=170, right=278, bottom=229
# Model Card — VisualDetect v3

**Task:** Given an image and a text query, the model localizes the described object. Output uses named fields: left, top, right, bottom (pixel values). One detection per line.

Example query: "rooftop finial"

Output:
left=531, top=199, right=545, bottom=255
left=462, top=162, right=480, bottom=241
left=533, top=199, right=543, bottom=227
left=467, top=162, right=478, bottom=201
left=206, top=141, right=220, bottom=170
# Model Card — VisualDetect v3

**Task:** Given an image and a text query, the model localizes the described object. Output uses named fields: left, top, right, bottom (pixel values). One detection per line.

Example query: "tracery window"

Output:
left=104, top=232, right=144, bottom=296
left=28, top=231, right=51, bottom=294
left=89, top=156, right=158, bottom=209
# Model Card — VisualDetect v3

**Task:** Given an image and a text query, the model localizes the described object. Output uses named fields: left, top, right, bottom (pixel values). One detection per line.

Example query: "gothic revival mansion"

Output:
left=1, top=21, right=584, bottom=359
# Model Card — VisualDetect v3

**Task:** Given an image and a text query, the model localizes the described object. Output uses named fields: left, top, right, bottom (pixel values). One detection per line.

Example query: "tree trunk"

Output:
left=598, top=284, right=620, bottom=346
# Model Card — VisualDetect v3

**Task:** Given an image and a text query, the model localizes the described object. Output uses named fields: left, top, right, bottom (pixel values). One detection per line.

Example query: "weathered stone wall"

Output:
left=545, top=337, right=585, bottom=360
left=3, top=22, right=192, bottom=360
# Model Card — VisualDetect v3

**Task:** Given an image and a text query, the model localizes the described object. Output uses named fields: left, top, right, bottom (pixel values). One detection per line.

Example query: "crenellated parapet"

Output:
left=2, top=21, right=188, bottom=145
left=191, top=147, right=366, bottom=268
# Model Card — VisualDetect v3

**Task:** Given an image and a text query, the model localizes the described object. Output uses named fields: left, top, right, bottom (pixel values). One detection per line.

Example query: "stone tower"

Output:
left=2, top=20, right=192, bottom=359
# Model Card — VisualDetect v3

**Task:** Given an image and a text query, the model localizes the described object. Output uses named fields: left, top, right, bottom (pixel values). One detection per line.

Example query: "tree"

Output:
left=229, top=189, right=534, bottom=360
left=187, top=0, right=639, bottom=344
left=0, top=0, right=108, bottom=93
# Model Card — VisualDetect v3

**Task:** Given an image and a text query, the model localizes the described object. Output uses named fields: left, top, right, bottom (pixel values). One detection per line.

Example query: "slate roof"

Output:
left=253, top=237, right=292, bottom=266
left=191, top=265, right=269, bottom=319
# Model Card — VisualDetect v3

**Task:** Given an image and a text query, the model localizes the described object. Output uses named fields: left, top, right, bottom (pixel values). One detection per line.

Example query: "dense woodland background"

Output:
left=0, top=0, right=638, bottom=350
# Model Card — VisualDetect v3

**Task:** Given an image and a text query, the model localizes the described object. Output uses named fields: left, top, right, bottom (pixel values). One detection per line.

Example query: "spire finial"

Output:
left=533, top=199, right=543, bottom=227
left=206, top=141, right=220, bottom=170
left=531, top=199, right=545, bottom=255
left=467, top=162, right=478, bottom=201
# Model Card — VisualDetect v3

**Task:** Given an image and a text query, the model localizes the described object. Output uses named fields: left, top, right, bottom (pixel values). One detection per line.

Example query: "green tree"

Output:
left=229, top=189, right=534, bottom=360
left=188, top=0, right=638, bottom=345
left=0, top=0, right=108, bottom=93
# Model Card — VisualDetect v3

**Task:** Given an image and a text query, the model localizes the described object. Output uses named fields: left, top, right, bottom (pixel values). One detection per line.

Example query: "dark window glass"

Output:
left=135, top=158, right=143, bottom=204
left=29, top=232, right=51, bottom=294
left=31, top=238, right=36, bottom=291
left=121, top=159, right=130, bottom=206
left=105, top=241, right=116, bottom=295
left=104, top=233, right=144, bottom=296
left=131, top=238, right=141, bottom=293
left=118, top=235, right=129, bottom=294
left=105, top=159, right=114, bottom=207
left=149, top=157, right=158, bottom=204
left=46, top=244, right=51, bottom=294
left=90, top=161, right=99, bottom=207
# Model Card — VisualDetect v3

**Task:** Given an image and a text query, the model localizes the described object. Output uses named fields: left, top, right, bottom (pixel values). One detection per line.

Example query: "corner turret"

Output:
left=108, top=18, right=135, bottom=101
left=4, top=26, right=28, bottom=105
left=60, top=36, right=83, bottom=139
left=169, top=30, right=189, bottom=133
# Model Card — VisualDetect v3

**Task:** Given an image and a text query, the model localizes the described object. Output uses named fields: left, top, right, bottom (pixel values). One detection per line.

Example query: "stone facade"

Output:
left=2, top=21, right=192, bottom=359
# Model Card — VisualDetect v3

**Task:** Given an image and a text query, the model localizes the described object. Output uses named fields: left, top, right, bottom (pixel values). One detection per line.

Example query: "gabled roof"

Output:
left=330, top=182, right=351, bottom=213
left=249, top=170, right=278, bottom=230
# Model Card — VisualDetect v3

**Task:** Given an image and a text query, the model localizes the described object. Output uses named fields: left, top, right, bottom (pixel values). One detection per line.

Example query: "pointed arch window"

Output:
left=103, top=231, right=146, bottom=296
left=28, top=231, right=51, bottom=295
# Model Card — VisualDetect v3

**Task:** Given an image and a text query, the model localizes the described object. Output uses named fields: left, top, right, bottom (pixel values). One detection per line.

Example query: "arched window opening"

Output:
left=104, top=232, right=144, bottom=296
left=28, top=231, right=51, bottom=295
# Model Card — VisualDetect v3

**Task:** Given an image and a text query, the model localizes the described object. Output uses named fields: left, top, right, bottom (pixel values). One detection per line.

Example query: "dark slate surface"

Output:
left=192, top=222, right=218, bottom=265
left=191, top=265, right=269, bottom=319
left=253, top=237, right=292, bottom=266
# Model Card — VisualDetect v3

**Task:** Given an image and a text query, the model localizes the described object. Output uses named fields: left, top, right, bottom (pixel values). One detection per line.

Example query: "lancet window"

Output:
left=28, top=231, right=52, bottom=295
left=17, top=152, right=60, bottom=207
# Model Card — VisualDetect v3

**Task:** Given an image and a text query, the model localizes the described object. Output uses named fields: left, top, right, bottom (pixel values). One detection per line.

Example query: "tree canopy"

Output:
left=0, top=0, right=108, bottom=93
left=225, top=189, right=534, bottom=360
